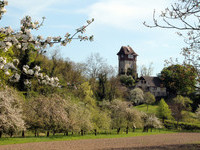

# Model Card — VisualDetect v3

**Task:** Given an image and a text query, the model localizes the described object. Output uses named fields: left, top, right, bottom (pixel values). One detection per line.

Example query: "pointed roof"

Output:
left=140, top=76, right=162, bottom=87
left=117, top=46, right=138, bottom=56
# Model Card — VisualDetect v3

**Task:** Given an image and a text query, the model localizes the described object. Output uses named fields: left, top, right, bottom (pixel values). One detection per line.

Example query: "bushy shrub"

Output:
left=164, top=120, right=200, bottom=130
left=120, top=75, right=135, bottom=87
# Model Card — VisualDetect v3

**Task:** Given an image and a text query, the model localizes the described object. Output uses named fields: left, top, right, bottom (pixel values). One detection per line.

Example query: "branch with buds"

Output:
left=0, top=0, right=94, bottom=89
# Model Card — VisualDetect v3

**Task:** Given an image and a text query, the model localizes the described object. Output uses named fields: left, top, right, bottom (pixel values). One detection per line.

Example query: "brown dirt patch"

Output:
left=0, top=133, right=200, bottom=150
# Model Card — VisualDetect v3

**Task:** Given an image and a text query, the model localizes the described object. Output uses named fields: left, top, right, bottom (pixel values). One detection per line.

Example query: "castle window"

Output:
left=121, top=54, right=124, bottom=58
left=128, top=55, right=133, bottom=59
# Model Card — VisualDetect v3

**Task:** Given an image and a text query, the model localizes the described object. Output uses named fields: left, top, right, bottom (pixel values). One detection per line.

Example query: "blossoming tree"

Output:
left=0, top=0, right=94, bottom=90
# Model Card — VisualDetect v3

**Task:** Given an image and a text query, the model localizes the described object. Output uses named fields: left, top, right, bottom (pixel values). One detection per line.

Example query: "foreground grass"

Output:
left=0, top=129, right=176, bottom=145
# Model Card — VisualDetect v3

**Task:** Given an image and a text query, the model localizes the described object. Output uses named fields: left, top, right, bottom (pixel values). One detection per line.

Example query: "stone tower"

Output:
left=117, top=46, right=138, bottom=78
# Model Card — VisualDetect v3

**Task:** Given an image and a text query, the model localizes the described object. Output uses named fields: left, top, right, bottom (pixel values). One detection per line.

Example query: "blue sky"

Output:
left=1, top=0, right=186, bottom=76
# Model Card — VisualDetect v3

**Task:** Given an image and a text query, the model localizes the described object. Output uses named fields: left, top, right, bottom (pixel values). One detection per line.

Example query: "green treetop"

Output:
left=157, top=98, right=172, bottom=123
left=144, top=92, right=156, bottom=111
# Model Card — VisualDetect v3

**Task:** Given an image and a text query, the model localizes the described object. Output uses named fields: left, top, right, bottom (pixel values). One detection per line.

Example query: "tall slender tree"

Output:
left=157, top=99, right=172, bottom=123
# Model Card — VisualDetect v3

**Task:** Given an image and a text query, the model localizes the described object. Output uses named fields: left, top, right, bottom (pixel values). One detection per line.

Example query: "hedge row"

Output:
left=164, top=120, right=200, bottom=130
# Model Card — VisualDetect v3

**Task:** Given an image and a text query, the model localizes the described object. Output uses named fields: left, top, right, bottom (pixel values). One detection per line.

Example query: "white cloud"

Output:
left=83, top=0, right=173, bottom=31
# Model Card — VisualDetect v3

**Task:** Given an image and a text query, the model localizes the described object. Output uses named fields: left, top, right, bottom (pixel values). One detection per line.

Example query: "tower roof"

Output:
left=117, top=46, right=138, bottom=56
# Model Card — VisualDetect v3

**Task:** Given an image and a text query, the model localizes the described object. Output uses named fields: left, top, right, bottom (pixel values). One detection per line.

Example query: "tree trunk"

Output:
left=47, top=131, right=50, bottom=137
left=126, top=126, right=129, bottom=134
left=143, top=126, right=149, bottom=132
left=117, top=128, right=121, bottom=134
left=162, top=117, right=165, bottom=123
left=151, top=127, right=153, bottom=132
left=143, top=126, right=146, bottom=132
left=147, top=104, right=148, bottom=111
left=94, top=129, right=97, bottom=136
left=0, top=131, right=2, bottom=138
left=10, top=132, right=13, bottom=137
left=81, top=129, right=84, bottom=136
left=22, top=130, right=25, bottom=138
left=53, top=130, right=55, bottom=136
left=65, top=130, right=68, bottom=136
left=71, top=131, right=74, bottom=135
left=132, top=127, right=135, bottom=132
left=34, top=129, right=37, bottom=137
left=176, top=120, right=179, bottom=129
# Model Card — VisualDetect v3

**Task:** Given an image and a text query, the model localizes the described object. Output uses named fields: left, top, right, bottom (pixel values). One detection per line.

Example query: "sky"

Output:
left=1, top=0, right=187, bottom=76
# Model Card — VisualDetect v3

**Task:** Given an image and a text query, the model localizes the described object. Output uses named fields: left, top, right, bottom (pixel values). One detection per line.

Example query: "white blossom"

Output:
left=22, top=43, right=28, bottom=50
left=34, top=65, right=41, bottom=72
left=24, top=79, right=31, bottom=86
left=0, top=63, right=4, bottom=69
left=46, top=36, right=52, bottom=43
left=9, top=73, right=20, bottom=82
left=4, top=62, right=17, bottom=70
left=34, top=71, right=39, bottom=77
left=34, top=41, right=40, bottom=47
left=3, top=0, right=8, bottom=6
left=37, top=35, right=43, bottom=40
left=0, top=7, right=6, bottom=13
left=22, top=34, right=29, bottom=42
left=38, top=73, right=44, bottom=79
left=0, top=57, right=6, bottom=64
left=54, top=77, right=59, bottom=81
left=23, top=65, right=29, bottom=73
left=4, top=70, right=10, bottom=75
left=23, top=65, right=29, bottom=69
left=27, top=69, right=34, bottom=75
left=0, top=41, right=6, bottom=48
left=53, top=36, right=62, bottom=41
left=6, top=26, right=13, bottom=34
left=3, top=59, right=6, bottom=64
left=41, top=80, right=47, bottom=85
left=13, top=59, right=19, bottom=65
left=44, top=75, right=50, bottom=81
left=3, top=47, right=8, bottom=52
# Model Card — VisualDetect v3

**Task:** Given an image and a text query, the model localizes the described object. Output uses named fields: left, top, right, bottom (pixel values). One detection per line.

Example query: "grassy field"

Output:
left=135, top=104, right=158, bottom=115
left=0, top=129, right=176, bottom=145
left=135, top=104, right=200, bottom=124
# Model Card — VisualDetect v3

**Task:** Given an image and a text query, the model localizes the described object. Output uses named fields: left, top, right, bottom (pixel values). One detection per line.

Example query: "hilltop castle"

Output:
left=117, top=46, right=138, bottom=78
left=117, top=46, right=167, bottom=97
